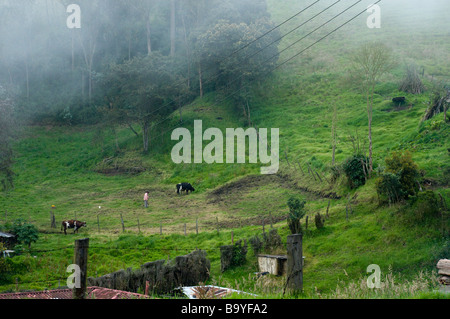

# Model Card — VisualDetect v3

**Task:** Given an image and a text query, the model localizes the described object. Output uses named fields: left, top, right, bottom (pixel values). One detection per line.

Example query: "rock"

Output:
left=439, top=276, right=450, bottom=285
left=437, top=259, right=450, bottom=276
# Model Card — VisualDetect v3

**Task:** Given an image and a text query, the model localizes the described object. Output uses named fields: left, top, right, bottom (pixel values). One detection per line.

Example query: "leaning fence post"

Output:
left=120, top=213, right=125, bottom=233
left=286, top=234, right=303, bottom=295
left=73, top=238, right=89, bottom=299
left=138, top=217, right=141, bottom=234
left=216, top=216, right=220, bottom=235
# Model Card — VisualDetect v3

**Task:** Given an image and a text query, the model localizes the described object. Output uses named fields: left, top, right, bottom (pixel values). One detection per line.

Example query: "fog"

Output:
left=0, top=0, right=448, bottom=124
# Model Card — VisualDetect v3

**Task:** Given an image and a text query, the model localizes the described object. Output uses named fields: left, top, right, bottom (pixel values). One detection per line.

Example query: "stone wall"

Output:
left=88, top=250, right=210, bottom=296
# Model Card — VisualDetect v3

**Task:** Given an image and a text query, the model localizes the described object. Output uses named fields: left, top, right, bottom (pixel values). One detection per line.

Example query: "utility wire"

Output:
left=133, top=0, right=378, bottom=146
left=104, top=1, right=324, bottom=125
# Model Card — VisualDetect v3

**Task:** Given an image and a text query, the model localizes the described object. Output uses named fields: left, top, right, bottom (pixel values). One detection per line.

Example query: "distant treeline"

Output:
left=0, top=0, right=280, bottom=129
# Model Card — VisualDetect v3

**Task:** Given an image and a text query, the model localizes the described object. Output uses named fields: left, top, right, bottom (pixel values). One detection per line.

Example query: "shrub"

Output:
left=409, top=190, right=441, bottom=222
left=287, top=197, right=306, bottom=234
left=262, top=228, right=282, bottom=251
left=314, top=213, right=325, bottom=229
left=376, top=172, right=405, bottom=204
left=384, top=150, right=419, bottom=198
left=343, top=155, right=369, bottom=189
left=249, top=235, right=263, bottom=256
left=250, top=229, right=282, bottom=255
left=10, top=219, right=39, bottom=248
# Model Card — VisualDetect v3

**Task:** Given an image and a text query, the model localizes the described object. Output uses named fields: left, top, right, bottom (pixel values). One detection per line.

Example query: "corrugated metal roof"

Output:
left=179, top=286, right=257, bottom=299
left=0, top=232, right=15, bottom=238
left=0, top=286, right=151, bottom=299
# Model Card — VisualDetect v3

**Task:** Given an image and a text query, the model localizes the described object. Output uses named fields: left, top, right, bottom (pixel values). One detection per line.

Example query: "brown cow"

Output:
left=61, top=220, right=87, bottom=235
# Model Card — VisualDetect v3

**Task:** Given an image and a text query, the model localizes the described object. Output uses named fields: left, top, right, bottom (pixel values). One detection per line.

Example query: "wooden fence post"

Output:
left=138, top=217, right=141, bottom=234
left=50, top=211, right=56, bottom=228
left=286, top=234, right=303, bottom=295
left=73, top=238, right=89, bottom=299
left=297, top=161, right=304, bottom=175
left=120, top=213, right=125, bottom=233
left=326, top=199, right=331, bottom=219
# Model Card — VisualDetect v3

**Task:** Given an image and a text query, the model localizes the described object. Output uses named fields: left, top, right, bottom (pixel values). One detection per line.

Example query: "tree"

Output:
left=104, top=53, right=184, bottom=153
left=11, top=219, right=39, bottom=248
left=0, top=85, right=15, bottom=191
left=195, top=17, right=280, bottom=114
left=350, top=42, right=395, bottom=177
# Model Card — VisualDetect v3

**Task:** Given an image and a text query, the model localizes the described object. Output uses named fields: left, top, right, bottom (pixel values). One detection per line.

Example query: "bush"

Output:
left=384, top=150, right=419, bottom=198
left=249, top=229, right=282, bottom=255
left=262, top=228, right=282, bottom=251
left=409, top=190, right=441, bottom=222
left=10, top=219, right=39, bottom=248
left=249, top=235, right=263, bottom=256
left=343, top=155, right=369, bottom=189
left=287, top=197, right=306, bottom=234
left=376, top=172, right=405, bottom=204
left=314, top=213, right=325, bottom=229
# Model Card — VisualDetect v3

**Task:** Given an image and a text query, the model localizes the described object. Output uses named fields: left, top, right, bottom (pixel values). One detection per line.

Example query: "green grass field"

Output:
left=0, top=0, right=449, bottom=298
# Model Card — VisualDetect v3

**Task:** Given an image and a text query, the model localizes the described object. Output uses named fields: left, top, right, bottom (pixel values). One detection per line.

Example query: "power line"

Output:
left=135, top=0, right=380, bottom=146
left=103, top=1, right=324, bottom=125
left=195, top=0, right=343, bottom=100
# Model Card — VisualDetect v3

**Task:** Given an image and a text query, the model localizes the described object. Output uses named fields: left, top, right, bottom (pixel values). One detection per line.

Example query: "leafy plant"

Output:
left=287, top=197, right=306, bottom=234
left=314, top=212, right=325, bottom=229
left=10, top=219, right=39, bottom=248
left=384, top=150, right=419, bottom=198
left=343, top=155, right=369, bottom=189
left=376, top=172, right=405, bottom=204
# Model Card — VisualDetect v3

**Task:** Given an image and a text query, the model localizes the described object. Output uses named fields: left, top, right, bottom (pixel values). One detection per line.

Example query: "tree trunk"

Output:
left=142, top=120, right=150, bottom=153
left=181, top=11, right=190, bottom=88
left=72, top=34, right=75, bottom=71
left=198, top=63, right=203, bottom=98
left=146, top=17, right=152, bottom=55
left=170, top=0, right=176, bottom=57
left=24, top=53, right=29, bottom=100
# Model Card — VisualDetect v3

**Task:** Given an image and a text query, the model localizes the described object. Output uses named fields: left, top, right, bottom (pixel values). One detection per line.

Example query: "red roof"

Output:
left=0, top=286, right=151, bottom=299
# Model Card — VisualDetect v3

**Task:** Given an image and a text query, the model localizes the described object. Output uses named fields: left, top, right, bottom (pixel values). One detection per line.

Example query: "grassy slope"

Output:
left=0, top=0, right=449, bottom=297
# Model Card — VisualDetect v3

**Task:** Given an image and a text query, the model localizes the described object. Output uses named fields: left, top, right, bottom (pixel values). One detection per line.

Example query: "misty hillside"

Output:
left=0, top=0, right=449, bottom=299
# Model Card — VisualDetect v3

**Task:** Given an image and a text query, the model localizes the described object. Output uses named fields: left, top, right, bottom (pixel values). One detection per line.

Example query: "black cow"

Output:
left=176, top=182, right=195, bottom=194
left=61, top=220, right=87, bottom=235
